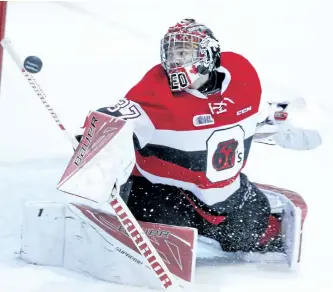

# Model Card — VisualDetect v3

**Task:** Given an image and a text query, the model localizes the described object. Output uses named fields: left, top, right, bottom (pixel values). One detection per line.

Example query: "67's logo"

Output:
left=212, top=139, right=242, bottom=171
left=206, top=126, right=245, bottom=183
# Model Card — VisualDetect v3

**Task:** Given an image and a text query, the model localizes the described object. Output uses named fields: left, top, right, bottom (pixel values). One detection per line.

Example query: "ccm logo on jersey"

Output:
left=237, top=106, right=252, bottom=116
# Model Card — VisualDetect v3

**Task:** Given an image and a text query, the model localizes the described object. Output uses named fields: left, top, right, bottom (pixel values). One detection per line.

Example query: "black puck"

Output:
left=24, top=56, right=43, bottom=74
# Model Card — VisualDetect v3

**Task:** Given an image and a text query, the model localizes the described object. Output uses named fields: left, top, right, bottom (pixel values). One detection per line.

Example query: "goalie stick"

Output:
left=109, top=180, right=176, bottom=290
left=2, top=37, right=179, bottom=291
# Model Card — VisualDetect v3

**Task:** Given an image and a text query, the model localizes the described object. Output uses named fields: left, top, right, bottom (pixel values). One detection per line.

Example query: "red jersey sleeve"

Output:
left=97, top=65, right=168, bottom=149
left=221, top=52, right=262, bottom=116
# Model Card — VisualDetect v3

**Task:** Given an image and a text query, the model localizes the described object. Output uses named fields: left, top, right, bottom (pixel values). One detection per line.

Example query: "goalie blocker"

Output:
left=20, top=111, right=307, bottom=289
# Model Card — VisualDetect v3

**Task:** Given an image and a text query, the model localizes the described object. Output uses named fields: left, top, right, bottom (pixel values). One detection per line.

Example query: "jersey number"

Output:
left=206, top=126, right=245, bottom=183
left=107, top=99, right=141, bottom=120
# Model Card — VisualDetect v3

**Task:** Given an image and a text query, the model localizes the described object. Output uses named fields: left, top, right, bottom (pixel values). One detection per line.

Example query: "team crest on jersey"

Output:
left=193, top=114, right=215, bottom=127
left=209, top=97, right=235, bottom=115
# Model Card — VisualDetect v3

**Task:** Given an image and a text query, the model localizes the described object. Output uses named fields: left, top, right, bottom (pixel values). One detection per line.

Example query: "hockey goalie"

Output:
left=20, top=19, right=308, bottom=290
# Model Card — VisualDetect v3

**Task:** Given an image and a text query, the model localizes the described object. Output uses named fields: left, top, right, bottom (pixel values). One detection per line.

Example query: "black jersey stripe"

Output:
left=138, top=136, right=253, bottom=171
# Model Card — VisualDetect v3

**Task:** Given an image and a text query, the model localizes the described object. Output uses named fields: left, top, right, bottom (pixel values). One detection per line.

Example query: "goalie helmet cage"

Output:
left=0, top=1, right=7, bottom=87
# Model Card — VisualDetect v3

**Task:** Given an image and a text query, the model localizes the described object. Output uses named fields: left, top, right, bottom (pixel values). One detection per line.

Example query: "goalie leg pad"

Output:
left=21, top=201, right=66, bottom=266
left=21, top=201, right=164, bottom=289
left=21, top=201, right=197, bottom=289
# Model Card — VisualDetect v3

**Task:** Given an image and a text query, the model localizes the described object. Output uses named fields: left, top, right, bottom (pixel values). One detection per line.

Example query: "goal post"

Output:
left=0, top=1, right=7, bottom=87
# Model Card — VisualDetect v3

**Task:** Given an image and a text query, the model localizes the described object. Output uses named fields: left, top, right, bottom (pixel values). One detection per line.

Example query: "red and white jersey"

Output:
left=103, top=52, right=261, bottom=206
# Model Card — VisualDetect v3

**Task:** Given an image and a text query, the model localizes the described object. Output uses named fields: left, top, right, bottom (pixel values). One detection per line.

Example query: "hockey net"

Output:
left=0, top=1, right=7, bottom=86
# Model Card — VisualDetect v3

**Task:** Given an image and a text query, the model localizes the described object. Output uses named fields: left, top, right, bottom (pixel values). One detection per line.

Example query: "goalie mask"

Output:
left=160, top=19, right=221, bottom=92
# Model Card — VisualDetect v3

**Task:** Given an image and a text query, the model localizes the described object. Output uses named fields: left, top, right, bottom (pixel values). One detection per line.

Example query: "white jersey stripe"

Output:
left=150, top=113, right=258, bottom=152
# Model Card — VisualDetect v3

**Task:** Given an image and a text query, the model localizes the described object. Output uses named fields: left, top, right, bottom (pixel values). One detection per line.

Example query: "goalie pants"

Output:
left=123, top=173, right=271, bottom=252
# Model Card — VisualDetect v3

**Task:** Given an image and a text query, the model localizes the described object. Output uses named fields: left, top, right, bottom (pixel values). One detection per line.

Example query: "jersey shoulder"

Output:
left=219, top=52, right=262, bottom=113
left=220, top=51, right=261, bottom=85
left=125, top=64, right=170, bottom=105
